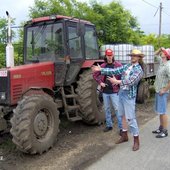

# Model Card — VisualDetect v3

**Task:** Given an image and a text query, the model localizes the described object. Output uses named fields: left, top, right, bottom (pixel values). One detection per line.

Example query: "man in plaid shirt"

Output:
left=92, top=49, right=144, bottom=151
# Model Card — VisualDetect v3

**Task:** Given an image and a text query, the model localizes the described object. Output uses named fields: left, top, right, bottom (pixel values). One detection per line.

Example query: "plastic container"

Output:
left=100, top=44, right=154, bottom=64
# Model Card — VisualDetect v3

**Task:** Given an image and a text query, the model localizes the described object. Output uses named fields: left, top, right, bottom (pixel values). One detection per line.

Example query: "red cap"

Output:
left=162, top=48, right=170, bottom=60
left=105, top=49, right=114, bottom=56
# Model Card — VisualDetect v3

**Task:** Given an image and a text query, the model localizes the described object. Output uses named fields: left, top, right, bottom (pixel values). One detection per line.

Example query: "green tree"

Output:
left=0, top=16, right=21, bottom=68
left=160, top=34, right=170, bottom=48
left=28, top=0, right=143, bottom=45
left=140, top=34, right=170, bottom=50
left=140, top=34, right=158, bottom=47
left=0, top=17, right=7, bottom=68
left=29, top=0, right=78, bottom=18
left=0, top=18, right=7, bottom=44
left=13, top=22, right=25, bottom=66
left=16, top=0, right=169, bottom=58
left=90, top=1, right=144, bottom=44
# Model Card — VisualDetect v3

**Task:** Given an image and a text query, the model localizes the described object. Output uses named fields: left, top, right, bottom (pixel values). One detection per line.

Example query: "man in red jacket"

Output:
left=93, top=49, right=122, bottom=134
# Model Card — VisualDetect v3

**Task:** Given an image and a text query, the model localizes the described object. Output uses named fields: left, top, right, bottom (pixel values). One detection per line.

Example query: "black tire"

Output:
left=10, top=95, right=60, bottom=154
left=75, top=70, right=105, bottom=124
left=136, top=81, right=150, bottom=104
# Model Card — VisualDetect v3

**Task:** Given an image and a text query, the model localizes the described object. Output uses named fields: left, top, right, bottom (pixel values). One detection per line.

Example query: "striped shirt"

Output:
left=101, top=63, right=143, bottom=99
left=154, top=56, right=170, bottom=93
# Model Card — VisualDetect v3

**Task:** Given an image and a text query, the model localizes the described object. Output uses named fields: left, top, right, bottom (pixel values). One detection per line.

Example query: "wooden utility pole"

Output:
left=158, top=2, right=163, bottom=47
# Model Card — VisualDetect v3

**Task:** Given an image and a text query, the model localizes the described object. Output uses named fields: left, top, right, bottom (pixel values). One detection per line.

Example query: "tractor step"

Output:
left=55, top=99, right=63, bottom=108
left=61, top=86, right=81, bottom=122
left=67, top=105, right=80, bottom=111
left=68, top=116, right=82, bottom=122
left=65, top=94, right=78, bottom=98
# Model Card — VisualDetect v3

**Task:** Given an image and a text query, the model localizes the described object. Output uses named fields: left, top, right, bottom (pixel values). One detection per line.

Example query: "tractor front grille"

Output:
left=12, top=84, right=23, bottom=102
left=0, top=73, right=10, bottom=105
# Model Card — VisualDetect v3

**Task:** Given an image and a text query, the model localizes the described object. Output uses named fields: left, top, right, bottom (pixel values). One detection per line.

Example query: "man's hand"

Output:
left=159, top=88, right=166, bottom=95
left=159, top=81, right=170, bottom=95
left=107, top=76, right=121, bottom=85
left=91, top=64, right=101, bottom=72
left=100, top=82, right=107, bottom=88
left=154, top=47, right=165, bottom=55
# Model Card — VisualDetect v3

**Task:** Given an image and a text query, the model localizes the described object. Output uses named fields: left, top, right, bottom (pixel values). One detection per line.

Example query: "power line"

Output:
left=154, top=7, right=159, bottom=17
left=161, top=2, right=170, bottom=16
left=142, top=23, right=170, bottom=26
left=141, top=0, right=170, bottom=16
left=141, top=0, right=169, bottom=40
left=162, top=10, right=170, bottom=16
left=141, top=0, right=158, bottom=9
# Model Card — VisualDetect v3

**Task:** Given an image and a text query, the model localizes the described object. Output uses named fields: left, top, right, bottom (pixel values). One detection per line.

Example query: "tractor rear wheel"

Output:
left=76, top=70, right=105, bottom=124
left=10, top=94, right=60, bottom=154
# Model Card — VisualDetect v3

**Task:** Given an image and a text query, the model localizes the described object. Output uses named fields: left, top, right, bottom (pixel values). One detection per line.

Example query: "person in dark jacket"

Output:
left=93, top=49, right=122, bottom=133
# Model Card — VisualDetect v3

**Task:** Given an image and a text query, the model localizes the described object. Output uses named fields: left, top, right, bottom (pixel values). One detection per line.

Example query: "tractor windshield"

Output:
left=25, top=22, right=64, bottom=62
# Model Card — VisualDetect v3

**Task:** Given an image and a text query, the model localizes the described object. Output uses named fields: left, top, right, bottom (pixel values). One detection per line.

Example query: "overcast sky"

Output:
left=0, top=0, right=169, bottom=35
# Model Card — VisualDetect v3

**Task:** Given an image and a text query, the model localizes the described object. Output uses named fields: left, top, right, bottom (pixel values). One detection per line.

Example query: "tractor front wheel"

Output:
left=10, top=95, right=60, bottom=154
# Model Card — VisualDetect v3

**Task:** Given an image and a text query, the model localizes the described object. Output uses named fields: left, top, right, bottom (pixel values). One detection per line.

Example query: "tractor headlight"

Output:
left=0, top=92, right=6, bottom=100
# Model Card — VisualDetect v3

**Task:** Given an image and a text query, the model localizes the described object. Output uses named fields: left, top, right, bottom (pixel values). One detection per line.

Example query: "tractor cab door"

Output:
left=64, top=21, right=85, bottom=85
left=24, top=22, right=68, bottom=86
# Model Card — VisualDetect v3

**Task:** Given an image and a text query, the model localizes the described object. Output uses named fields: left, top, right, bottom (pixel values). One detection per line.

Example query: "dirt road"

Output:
left=0, top=98, right=156, bottom=170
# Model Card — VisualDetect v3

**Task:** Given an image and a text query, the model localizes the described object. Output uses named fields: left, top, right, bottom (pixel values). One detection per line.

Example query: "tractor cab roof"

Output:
left=27, top=15, right=93, bottom=25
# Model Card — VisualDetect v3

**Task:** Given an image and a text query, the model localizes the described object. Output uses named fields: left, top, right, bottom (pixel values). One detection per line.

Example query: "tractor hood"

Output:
left=0, top=62, right=55, bottom=105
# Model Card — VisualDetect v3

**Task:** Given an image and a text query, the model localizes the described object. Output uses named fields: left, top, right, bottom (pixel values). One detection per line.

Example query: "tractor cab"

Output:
left=24, top=15, right=100, bottom=85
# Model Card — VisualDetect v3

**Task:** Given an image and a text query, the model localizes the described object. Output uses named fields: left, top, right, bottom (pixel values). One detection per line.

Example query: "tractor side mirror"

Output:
left=97, top=30, right=104, bottom=37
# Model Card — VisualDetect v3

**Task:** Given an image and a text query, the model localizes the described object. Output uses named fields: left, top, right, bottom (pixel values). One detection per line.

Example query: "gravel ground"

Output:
left=0, top=98, right=156, bottom=170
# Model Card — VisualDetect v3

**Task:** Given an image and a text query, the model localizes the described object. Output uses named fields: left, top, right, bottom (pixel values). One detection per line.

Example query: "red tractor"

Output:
left=0, top=15, right=105, bottom=154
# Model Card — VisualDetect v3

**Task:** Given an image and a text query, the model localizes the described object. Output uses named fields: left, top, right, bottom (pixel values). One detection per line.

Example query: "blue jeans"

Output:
left=155, top=92, right=169, bottom=114
left=102, top=93, right=122, bottom=129
left=118, top=89, right=139, bottom=136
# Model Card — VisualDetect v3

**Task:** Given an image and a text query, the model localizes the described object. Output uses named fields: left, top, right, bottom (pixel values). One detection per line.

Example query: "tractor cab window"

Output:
left=25, top=23, right=64, bottom=62
left=68, top=26, right=82, bottom=59
left=84, top=26, right=99, bottom=59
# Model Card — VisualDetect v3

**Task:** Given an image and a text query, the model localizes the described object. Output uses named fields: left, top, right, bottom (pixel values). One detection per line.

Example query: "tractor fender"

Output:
left=81, top=60, right=104, bottom=68
left=22, top=87, right=54, bottom=99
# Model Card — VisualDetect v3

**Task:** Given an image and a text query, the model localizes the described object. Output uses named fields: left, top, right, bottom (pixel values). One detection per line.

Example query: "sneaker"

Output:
left=155, top=130, right=168, bottom=138
left=103, top=127, right=113, bottom=132
left=152, top=129, right=162, bottom=134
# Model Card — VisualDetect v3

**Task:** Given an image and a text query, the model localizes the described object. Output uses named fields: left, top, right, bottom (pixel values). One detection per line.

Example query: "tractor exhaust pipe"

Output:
left=6, top=11, right=14, bottom=67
